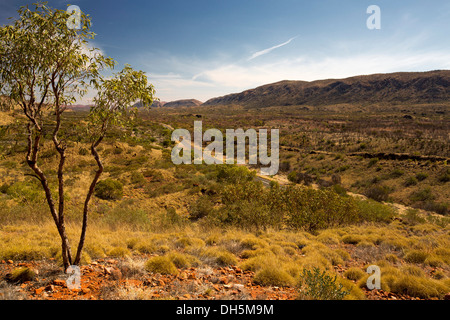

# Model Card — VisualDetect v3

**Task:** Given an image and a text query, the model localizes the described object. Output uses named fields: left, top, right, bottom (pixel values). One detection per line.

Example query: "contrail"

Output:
left=248, top=36, right=297, bottom=60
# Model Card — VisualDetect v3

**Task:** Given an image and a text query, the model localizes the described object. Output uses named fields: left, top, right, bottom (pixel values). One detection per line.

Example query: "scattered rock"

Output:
left=35, top=287, right=46, bottom=295
left=45, top=284, right=55, bottom=292
left=219, top=276, right=228, bottom=284
left=188, top=273, right=196, bottom=280
left=233, top=284, right=245, bottom=291
left=53, top=279, right=66, bottom=287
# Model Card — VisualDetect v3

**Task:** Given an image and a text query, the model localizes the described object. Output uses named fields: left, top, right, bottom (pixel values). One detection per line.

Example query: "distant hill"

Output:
left=203, top=70, right=450, bottom=108
left=133, top=99, right=202, bottom=108
left=66, top=104, right=92, bottom=111
left=164, top=99, right=203, bottom=108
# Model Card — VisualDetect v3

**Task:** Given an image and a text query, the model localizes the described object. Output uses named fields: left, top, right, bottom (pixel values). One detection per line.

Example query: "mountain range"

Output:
left=54, top=70, right=450, bottom=110
left=203, top=70, right=450, bottom=108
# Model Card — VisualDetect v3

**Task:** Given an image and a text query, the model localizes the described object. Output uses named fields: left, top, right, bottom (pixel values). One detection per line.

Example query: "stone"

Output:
left=219, top=276, right=228, bottom=284
left=233, top=284, right=245, bottom=291
left=444, top=292, right=450, bottom=300
left=53, top=279, right=66, bottom=286
left=45, top=284, right=55, bottom=292
left=111, top=268, right=122, bottom=280
left=6, top=260, right=13, bottom=264
left=35, top=287, right=46, bottom=295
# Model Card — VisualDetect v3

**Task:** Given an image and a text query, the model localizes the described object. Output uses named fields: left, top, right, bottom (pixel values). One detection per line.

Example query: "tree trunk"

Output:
left=26, top=123, right=73, bottom=270
left=74, top=139, right=104, bottom=265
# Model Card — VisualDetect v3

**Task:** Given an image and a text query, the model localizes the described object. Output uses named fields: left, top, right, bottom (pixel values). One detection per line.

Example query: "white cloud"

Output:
left=189, top=51, right=450, bottom=93
left=248, top=36, right=297, bottom=61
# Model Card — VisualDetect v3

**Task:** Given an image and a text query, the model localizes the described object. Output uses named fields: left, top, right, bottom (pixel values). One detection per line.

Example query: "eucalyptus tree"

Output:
left=0, top=3, right=155, bottom=270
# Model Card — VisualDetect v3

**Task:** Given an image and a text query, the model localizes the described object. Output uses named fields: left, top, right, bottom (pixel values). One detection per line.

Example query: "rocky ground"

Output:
left=1, top=258, right=444, bottom=301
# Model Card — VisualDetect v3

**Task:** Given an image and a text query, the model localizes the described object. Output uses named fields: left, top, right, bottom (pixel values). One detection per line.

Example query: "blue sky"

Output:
left=1, top=0, right=450, bottom=103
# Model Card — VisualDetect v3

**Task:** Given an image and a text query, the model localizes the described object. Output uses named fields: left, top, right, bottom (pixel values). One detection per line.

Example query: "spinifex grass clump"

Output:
left=145, top=256, right=179, bottom=275
left=299, top=267, right=350, bottom=300
left=5, top=267, right=36, bottom=284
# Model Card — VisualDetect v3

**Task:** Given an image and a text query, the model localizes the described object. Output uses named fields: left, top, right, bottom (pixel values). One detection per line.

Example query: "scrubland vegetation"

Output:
left=0, top=105, right=449, bottom=300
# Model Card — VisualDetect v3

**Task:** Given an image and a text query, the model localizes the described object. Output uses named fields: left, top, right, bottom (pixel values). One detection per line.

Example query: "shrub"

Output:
left=142, top=169, right=164, bottom=182
left=409, top=187, right=435, bottom=202
left=174, top=237, right=205, bottom=249
left=332, top=184, right=347, bottom=196
left=201, top=248, right=238, bottom=267
left=415, top=173, right=428, bottom=181
left=215, top=251, right=238, bottom=266
left=402, top=265, right=425, bottom=277
left=113, top=146, right=124, bottom=155
left=404, top=176, right=418, bottom=187
left=168, top=252, right=199, bottom=269
left=4, top=181, right=43, bottom=203
left=341, top=234, right=362, bottom=245
left=107, top=247, right=131, bottom=258
left=216, top=165, right=256, bottom=184
left=5, top=267, right=36, bottom=283
left=344, top=268, right=366, bottom=281
left=389, top=275, right=448, bottom=299
left=403, top=208, right=426, bottom=225
left=368, top=158, right=379, bottom=167
left=423, top=202, right=448, bottom=215
left=389, top=168, right=404, bottom=178
left=253, top=267, right=295, bottom=287
left=284, top=187, right=360, bottom=231
left=189, top=196, right=214, bottom=221
left=355, top=199, right=396, bottom=223
left=130, top=171, right=146, bottom=187
left=299, top=267, right=350, bottom=300
left=437, top=169, right=450, bottom=183
left=78, top=147, right=89, bottom=156
left=279, top=161, right=291, bottom=172
left=95, top=179, right=123, bottom=200
left=331, top=174, right=342, bottom=185
left=404, top=250, right=429, bottom=264
left=364, top=185, right=390, bottom=202
left=385, top=253, right=399, bottom=264
left=145, top=256, right=179, bottom=275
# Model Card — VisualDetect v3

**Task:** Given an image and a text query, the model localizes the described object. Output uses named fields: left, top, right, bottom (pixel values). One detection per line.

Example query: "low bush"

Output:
left=404, top=176, right=418, bottom=187
left=409, top=187, right=435, bottom=202
left=404, top=250, right=429, bottom=264
left=355, top=199, right=396, bottom=223
left=94, top=179, right=123, bottom=200
left=253, top=267, right=295, bottom=287
left=5, top=267, right=36, bottom=284
left=299, top=267, right=350, bottom=300
left=415, top=173, right=428, bottom=181
left=344, top=267, right=366, bottom=281
left=364, top=185, right=391, bottom=202
left=145, top=256, right=179, bottom=275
